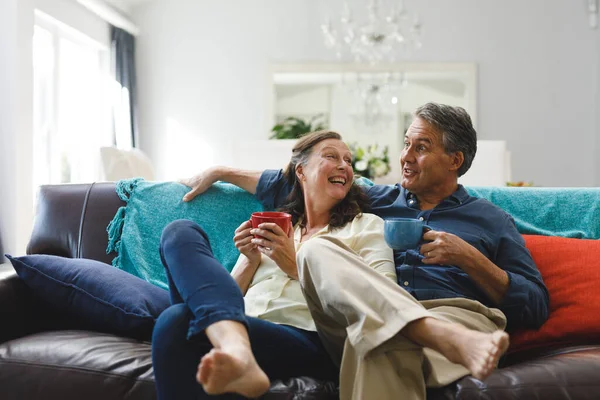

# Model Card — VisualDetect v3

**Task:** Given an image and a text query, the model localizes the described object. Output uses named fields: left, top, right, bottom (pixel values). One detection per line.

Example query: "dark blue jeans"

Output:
left=152, top=220, right=338, bottom=400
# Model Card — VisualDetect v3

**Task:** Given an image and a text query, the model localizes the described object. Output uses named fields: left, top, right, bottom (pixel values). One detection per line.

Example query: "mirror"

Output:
left=269, top=63, right=477, bottom=184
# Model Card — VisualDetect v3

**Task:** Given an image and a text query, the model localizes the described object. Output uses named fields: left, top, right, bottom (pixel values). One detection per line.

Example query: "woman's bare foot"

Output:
left=442, top=329, right=509, bottom=380
left=197, top=346, right=270, bottom=398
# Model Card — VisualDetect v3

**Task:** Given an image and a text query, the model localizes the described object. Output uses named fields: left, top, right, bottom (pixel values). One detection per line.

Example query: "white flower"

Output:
left=371, top=146, right=384, bottom=159
left=355, top=160, right=369, bottom=171
left=372, top=160, right=389, bottom=177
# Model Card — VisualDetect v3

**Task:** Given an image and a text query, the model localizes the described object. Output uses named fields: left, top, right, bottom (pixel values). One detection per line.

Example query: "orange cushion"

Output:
left=509, top=235, right=600, bottom=352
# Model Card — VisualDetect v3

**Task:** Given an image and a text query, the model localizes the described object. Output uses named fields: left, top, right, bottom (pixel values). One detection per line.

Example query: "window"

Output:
left=33, top=11, right=112, bottom=190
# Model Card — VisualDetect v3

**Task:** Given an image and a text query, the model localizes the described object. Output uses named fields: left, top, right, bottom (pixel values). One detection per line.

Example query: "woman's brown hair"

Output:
left=278, top=130, right=369, bottom=229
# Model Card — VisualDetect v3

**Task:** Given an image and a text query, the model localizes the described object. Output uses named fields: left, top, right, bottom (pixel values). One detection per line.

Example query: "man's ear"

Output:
left=449, top=151, right=464, bottom=172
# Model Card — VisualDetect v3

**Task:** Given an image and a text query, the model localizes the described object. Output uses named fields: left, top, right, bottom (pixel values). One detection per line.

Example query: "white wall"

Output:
left=132, top=0, right=599, bottom=187
left=0, top=0, right=34, bottom=259
left=596, top=27, right=600, bottom=186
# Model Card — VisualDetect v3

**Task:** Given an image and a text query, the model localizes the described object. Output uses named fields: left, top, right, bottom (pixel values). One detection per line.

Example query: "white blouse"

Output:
left=231, top=213, right=396, bottom=331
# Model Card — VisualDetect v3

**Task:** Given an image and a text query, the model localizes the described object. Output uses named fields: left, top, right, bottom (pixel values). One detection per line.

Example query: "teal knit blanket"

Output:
left=106, top=179, right=263, bottom=290
left=466, top=186, right=600, bottom=240
left=107, top=179, right=600, bottom=289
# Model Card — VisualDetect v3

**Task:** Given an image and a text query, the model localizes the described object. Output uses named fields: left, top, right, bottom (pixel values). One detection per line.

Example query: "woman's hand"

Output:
left=251, top=221, right=298, bottom=279
left=233, top=220, right=262, bottom=267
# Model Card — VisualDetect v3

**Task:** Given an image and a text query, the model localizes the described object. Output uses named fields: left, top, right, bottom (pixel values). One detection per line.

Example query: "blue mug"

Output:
left=384, top=218, right=432, bottom=251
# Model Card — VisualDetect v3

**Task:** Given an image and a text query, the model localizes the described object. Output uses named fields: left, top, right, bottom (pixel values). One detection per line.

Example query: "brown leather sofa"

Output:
left=1, top=182, right=599, bottom=400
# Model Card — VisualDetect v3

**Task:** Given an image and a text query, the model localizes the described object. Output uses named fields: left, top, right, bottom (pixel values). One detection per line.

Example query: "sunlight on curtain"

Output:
left=112, top=81, right=133, bottom=150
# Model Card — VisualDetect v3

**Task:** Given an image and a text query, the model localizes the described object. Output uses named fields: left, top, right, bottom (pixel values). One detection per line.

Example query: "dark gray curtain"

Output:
left=111, top=26, right=138, bottom=148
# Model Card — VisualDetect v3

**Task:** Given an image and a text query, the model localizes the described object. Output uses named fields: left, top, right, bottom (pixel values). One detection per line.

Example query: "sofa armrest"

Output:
left=0, top=265, right=73, bottom=344
left=0, top=265, right=38, bottom=343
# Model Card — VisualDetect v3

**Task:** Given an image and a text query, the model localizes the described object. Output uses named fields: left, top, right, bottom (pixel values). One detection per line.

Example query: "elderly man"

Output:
left=181, top=103, right=549, bottom=400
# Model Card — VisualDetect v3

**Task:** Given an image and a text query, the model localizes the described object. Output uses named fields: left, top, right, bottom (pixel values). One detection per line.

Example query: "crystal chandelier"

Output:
left=350, top=73, right=407, bottom=129
left=322, top=0, right=423, bottom=65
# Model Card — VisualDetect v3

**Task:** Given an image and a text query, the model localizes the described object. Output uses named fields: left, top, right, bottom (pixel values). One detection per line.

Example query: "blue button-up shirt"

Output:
left=256, top=170, right=550, bottom=331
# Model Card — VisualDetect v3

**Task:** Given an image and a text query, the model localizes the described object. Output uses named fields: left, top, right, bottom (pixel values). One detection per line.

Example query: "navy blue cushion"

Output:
left=6, top=254, right=170, bottom=340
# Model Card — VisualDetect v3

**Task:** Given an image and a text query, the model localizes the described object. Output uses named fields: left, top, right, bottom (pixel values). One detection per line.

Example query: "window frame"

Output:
left=33, top=10, right=111, bottom=187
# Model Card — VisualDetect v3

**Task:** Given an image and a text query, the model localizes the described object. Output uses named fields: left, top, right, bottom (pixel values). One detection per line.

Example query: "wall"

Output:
left=132, top=0, right=599, bottom=186
left=0, top=0, right=34, bottom=259
left=597, top=27, right=600, bottom=186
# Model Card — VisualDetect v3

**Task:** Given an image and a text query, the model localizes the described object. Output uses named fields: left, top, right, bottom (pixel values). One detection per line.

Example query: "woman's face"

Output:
left=298, top=138, right=354, bottom=209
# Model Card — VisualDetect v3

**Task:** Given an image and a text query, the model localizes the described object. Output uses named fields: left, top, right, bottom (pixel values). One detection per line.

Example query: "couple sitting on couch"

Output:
left=153, top=102, right=549, bottom=400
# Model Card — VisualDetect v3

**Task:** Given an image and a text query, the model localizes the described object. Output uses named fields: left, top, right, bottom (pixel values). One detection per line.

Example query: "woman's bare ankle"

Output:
left=205, top=320, right=251, bottom=350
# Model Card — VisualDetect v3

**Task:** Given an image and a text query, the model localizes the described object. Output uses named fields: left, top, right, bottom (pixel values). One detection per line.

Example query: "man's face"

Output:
left=400, top=117, right=458, bottom=196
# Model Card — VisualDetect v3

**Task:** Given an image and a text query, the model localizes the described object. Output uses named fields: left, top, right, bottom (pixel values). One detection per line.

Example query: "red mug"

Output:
left=250, top=212, right=292, bottom=238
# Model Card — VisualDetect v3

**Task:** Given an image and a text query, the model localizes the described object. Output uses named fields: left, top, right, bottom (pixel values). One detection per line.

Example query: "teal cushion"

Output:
left=6, top=254, right=170, bottom=340
left=106, top=179, right=264, bottom=289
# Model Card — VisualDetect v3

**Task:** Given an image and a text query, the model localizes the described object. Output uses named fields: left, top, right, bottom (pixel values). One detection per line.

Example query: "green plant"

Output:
left=270, top=114, right=327, bottom=139
left=348, top=142, right=391, bottom=180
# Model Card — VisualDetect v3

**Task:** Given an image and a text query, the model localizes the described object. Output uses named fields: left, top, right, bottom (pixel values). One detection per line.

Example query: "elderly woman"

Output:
left=151, top=130, right=397, bottom=399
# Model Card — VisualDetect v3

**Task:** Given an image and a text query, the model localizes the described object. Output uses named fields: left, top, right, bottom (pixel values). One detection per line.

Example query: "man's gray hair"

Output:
left=414, top=103, right=477, bottom=177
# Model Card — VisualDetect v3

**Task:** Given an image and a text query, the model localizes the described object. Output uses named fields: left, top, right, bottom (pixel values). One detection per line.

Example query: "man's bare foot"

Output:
left=443, top=329, right=509, bottom=381
left=196, top=346, right=270, bottom=398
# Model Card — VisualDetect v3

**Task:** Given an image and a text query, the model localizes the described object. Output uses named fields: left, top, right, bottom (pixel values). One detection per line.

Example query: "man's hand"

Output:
left=420, top=230, right=476, bottom=266
left=421, top=229, right=509, bottom=305
left=251, top=221, right=297, bottom=279
left=233, top=220, right=262, bottom=267
left=180, top=167, right=219, bottom=202
left=180, top=166, right=262, bottom=202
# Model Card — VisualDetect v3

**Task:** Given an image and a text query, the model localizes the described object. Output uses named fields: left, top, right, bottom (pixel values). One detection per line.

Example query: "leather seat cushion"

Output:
left=0, top=330, right=338, bottom=400
left=0, top=331, right=155, bottom=400
left=432, top=346, right=600, bottom=400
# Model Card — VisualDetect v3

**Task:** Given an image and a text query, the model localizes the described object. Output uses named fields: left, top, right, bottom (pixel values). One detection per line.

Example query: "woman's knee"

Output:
left=160, top=219, right=210, bottom=251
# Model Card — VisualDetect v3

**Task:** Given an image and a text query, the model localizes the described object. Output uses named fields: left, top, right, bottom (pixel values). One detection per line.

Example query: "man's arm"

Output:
left=491, top=215, right=550, bottom=330
left=454, top=244, right=510, bottom=304
left=421, top=231, right=509, bottom=304
left=423, top=215, right=549, bottom=330
left=181, top=166, right=263, bottom=202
